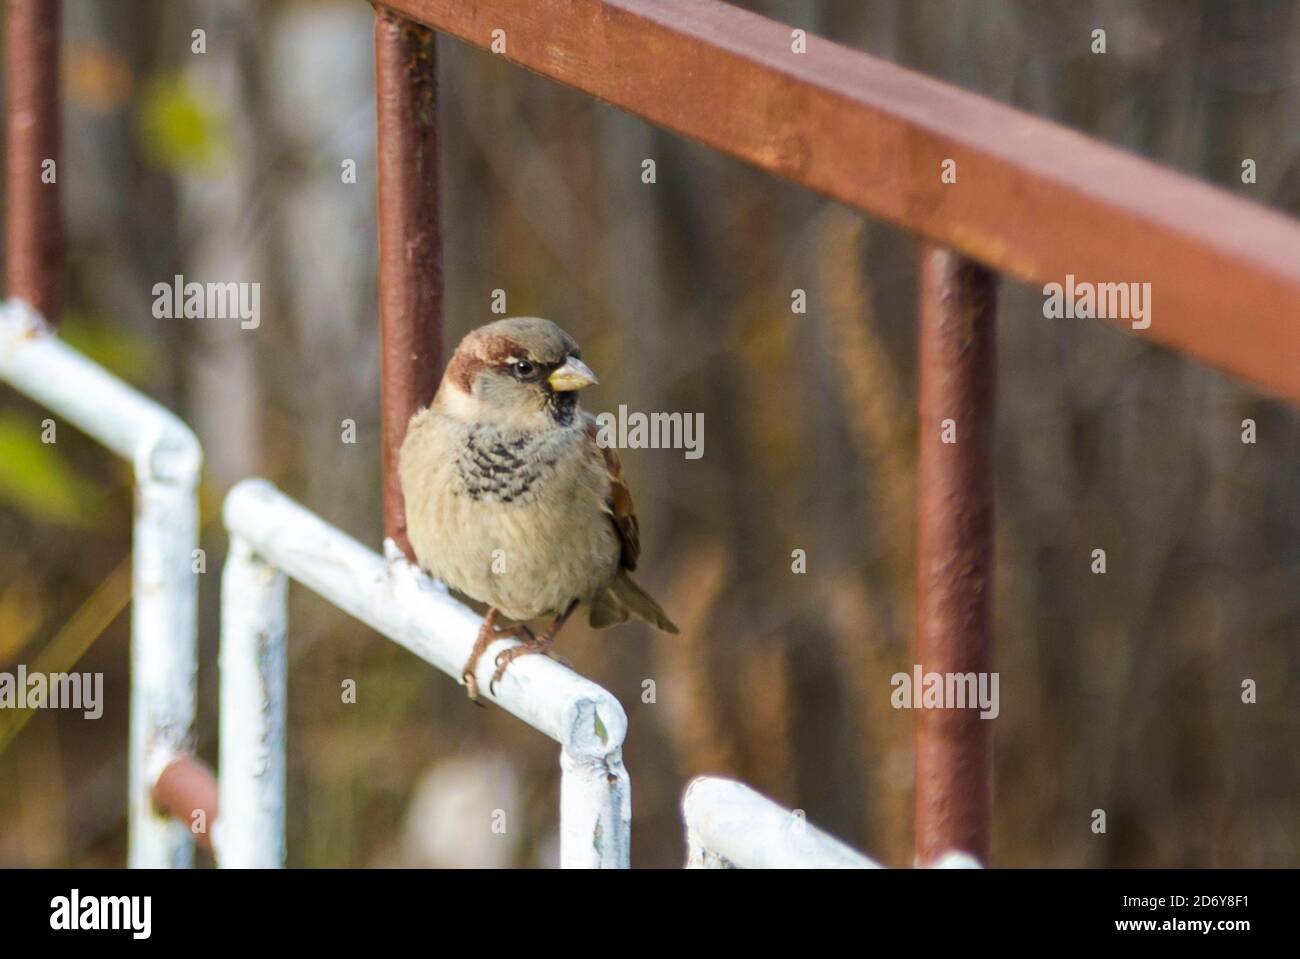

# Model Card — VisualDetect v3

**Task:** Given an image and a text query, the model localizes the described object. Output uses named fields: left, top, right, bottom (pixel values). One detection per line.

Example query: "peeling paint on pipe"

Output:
left=219, top=478, right=630, bottom=868
left=0, top=300, right=201, bottom=867
left=217, top=535, right=287, bottom=868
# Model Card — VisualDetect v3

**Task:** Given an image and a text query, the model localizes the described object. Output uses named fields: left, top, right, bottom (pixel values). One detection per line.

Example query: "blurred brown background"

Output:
left=1, top=0, right=1298, bottom=867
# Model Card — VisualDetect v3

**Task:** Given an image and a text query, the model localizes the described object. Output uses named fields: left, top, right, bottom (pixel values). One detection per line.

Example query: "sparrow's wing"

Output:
left=584, top=412, right=641, bottom=570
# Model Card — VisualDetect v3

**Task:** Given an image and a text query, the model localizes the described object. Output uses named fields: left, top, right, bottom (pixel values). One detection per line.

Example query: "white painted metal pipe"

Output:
left=216, top=535, right=287, bottom=867
left=929, top=851, right=983, bottom=868
left=683, top=776, right=882, bottom=868
left=560, top=743, right=631, bottom=868
left=0, top=300, right=202, bottom=867
left=220, top=478, right=631, bottom=868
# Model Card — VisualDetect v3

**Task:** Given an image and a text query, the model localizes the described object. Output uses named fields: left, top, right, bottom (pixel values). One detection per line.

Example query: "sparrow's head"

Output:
left=437, top=317, right=598, bottom=427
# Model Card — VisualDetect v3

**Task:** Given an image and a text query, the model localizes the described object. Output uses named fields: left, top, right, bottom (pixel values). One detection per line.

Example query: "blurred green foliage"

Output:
left=0, top=412, right=105, bottom=530
left=58, top=312, right=162, bottom=387
left=135, top=74, right=228, bottom=174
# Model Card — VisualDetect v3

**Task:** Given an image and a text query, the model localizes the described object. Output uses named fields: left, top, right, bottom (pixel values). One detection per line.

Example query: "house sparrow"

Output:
left=399, top=317, right=678, bottom=700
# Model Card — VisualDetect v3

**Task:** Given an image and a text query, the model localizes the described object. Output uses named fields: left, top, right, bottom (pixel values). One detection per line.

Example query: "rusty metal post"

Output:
left=374, top=5, right=443, bottom=561
left=915, top=245, right=997, bottom=865
left=5, top=0, right=63, bottom=323
left=152, top=756, right=219, bottom=856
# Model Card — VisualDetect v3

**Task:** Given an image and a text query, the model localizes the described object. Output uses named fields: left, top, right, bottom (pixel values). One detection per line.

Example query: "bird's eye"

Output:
left=511, top=359, right=535, bottom=378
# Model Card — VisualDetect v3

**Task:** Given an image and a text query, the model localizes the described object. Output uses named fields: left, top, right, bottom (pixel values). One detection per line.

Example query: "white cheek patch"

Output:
left=440, top=382, right=480, bottom=419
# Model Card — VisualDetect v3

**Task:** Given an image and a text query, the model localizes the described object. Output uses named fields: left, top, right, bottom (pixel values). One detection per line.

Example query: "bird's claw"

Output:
left=490, top=643, right=552, bottom=693
left=489, top=648, right=515, bottom=695
left=489, top=658, right=514, bottom=697
left=462, top=670, right=486, bottom=706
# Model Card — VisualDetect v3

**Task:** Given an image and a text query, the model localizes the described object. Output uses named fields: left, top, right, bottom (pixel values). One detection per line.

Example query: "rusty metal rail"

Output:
left=152, top=756, right=219, bottom=856
left=375, top=7, right=444, bottom=564
left=915, top=249, right=997, bottom=864
left=380, top=0, right=1300, bottom=405
left=5, top=0, right=62, bottom=323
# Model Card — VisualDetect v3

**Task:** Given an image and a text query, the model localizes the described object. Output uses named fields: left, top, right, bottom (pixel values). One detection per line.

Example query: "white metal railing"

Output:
left=684, top=777, right=882, bottom=868
left=683, top=776, right=983, bottom=869
left=215, top=478, right=631, bottom=868
left=0, top=299, right=202, bottom=867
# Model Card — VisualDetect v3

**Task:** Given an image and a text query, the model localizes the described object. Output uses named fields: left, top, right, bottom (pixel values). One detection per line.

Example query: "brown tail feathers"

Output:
left=588, top=570, right=679, bottom=633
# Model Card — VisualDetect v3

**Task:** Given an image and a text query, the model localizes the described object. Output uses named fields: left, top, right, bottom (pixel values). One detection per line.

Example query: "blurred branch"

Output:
left=0, top=555, right=131, bottom=756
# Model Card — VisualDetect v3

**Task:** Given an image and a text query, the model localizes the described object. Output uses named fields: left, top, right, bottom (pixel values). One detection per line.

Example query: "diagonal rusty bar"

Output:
left=377, top=0, right=1300, bottom=403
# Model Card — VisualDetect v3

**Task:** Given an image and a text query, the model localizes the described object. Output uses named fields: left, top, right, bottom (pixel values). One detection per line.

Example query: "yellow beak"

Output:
left=548, top=356, right=599, bottom=391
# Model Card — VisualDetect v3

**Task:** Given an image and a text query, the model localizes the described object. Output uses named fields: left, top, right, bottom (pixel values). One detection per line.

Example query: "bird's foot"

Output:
left=489, top=640, right=553, bottom=697
left=488, top=600, right=578, bottom=696
left=489, top=640, right=554, bottom=695
left=461, top=609, right=534, bottom=702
